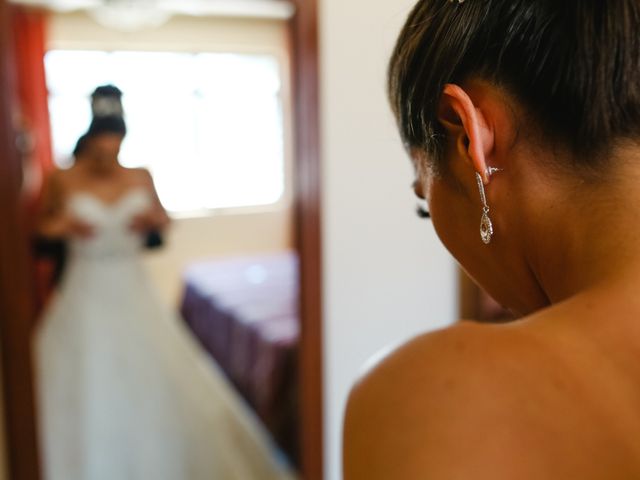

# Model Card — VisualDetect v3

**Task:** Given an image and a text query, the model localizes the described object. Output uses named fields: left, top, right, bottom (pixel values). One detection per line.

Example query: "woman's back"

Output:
left=346, top=297, right=640, bottom=478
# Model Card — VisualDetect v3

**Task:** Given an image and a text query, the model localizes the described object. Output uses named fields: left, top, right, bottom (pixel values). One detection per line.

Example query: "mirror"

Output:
left=3, top=1, right=319, bottom=478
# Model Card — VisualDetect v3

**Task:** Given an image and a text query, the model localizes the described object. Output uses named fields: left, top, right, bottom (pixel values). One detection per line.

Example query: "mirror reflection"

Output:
left=12, top=2, right=302, bottom=478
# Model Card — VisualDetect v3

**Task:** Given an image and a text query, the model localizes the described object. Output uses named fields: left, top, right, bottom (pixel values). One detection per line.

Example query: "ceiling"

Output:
left=9, top=0, right=295, bottom=19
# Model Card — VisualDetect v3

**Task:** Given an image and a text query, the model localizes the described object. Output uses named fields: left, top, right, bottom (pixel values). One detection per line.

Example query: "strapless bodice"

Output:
left=67, top=188, right=152, bottom=259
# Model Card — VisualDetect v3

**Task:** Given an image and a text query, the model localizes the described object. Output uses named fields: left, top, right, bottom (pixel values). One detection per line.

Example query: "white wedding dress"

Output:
left=34, top=188, right=294, bottom=480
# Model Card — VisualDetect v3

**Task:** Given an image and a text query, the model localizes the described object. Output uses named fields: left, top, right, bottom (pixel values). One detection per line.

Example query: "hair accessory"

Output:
left=92, top=97, right=123, bottom=117
left=448, top=0, right=465, bottom=4
left=475, top=172, right=493, bottom=244
left=85, top=84, right=127, bottom=138
left=91, top=85, right=124, bottom=118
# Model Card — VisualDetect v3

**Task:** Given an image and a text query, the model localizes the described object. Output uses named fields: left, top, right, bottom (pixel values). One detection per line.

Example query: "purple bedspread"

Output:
left=180, top=252, right=300, bottom=462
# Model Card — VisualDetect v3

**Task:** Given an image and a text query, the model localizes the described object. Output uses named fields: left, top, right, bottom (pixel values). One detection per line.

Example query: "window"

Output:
left=45, top=50, right=286, bottom=213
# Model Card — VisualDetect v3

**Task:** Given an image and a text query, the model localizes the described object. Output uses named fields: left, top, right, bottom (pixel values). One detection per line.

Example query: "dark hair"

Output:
left=388, top=0, right=640, bottom=168
left=72, top=133, right=90, bottom=157
left=92, top=84, right=123, bottom=100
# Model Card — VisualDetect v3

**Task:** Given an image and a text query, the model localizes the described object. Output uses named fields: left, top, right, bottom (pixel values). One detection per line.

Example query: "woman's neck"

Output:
left=532, top=150, right=640, bottom=307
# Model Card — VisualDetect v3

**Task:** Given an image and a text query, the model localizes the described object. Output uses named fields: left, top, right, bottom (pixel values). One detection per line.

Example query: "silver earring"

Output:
left=475, top=172, right=493, bottom=244
left=487, top=166, right=502, bottom=177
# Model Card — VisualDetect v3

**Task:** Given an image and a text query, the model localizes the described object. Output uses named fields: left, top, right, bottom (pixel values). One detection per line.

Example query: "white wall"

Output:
left=48, top=11, right=288, bottom=53
left=319, top=1, right=458, bottom=478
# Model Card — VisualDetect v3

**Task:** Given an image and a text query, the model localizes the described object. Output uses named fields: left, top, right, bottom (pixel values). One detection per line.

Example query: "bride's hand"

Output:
left=129, top=209, right=168, bottom=234
left=38, top=214, right=94, bottom=239
left=64, top=216, right=95, bottom=239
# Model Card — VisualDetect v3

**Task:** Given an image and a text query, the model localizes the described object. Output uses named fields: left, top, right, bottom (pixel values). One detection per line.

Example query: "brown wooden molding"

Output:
left=459, top=270, right=480, bottom=320
left=0, top=2, right=42, bottom=479
left=459, top=269, right=514, bottom=323
left=289, top=1, right=324, bottom=479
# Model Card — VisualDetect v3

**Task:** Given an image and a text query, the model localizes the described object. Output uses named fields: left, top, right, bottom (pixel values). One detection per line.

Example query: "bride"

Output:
left=34, top=86, right=293, bottom=480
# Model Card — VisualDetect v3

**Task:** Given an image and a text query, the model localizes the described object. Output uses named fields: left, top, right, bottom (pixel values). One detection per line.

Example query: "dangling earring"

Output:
left=475, top=172, right=493, bottom=244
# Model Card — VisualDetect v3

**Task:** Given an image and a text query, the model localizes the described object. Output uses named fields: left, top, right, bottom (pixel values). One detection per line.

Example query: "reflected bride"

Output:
left=34, top=86, right=293, bottom=480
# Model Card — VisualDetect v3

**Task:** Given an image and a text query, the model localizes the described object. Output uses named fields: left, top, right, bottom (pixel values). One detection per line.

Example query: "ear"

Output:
left=438, top=84, right=495, bottom=184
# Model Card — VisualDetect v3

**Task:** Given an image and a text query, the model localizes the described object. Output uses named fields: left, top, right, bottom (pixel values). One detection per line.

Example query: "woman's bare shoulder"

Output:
left=118, top=167, right=156, bottom=193
left=128, top=166, right=151, bottom=177
left=122, top=166, right=152, bottom=183
left=344, top=320, right=562, bottom=479
left=350, top=320, right=544, bottom=397
left=43, top=167, right=75, bottom=193
left=48, top=166, right=72, bottom=180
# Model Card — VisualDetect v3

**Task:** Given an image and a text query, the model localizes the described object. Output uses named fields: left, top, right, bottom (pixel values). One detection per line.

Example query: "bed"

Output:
left=179, top=251, right=300, bottom=464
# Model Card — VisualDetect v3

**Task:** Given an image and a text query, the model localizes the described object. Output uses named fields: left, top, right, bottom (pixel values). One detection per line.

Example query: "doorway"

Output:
left=0, top=0, right=322, bottom=479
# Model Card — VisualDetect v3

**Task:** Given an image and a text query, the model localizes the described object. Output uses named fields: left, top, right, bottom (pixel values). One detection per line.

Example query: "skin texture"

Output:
left=344, top=80, right=640, bottom=479
left=37, top=133, right=169, bottom=240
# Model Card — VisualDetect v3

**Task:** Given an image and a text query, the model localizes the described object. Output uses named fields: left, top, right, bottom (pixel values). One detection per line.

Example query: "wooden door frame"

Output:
left=459, top=270, right=514, bottom=323
left=289, top=1, right=324, bottom=479
left=0, top=1, right=42, bottom=479
left=0, top=3, right=324, bottom=479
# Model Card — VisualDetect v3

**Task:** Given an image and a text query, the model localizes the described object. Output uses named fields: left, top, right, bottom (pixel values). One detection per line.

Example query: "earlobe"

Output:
left=438, top=84, right=495, bottom=183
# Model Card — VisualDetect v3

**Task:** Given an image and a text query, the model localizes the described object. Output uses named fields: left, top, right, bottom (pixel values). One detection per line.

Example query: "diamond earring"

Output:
left=475, top=172, right=493, bottom=244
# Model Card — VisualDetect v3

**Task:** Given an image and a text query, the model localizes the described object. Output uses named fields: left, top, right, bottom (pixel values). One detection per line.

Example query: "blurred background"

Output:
left=0, top=0, right=507, bottom=479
